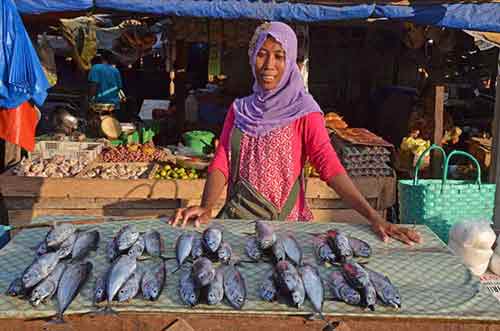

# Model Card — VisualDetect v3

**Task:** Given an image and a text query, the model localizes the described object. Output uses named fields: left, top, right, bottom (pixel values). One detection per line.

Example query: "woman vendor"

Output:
left=170, top=22, right=421, bottom=245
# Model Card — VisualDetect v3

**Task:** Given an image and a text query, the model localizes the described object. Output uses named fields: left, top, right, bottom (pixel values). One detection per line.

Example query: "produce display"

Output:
left=154, top=163, right=204, bottom=180
left=101, top=143, right=170, bottom=162
left=13, top=156, right=89, bottom=178
left=80, top=164, right=149, bottom=180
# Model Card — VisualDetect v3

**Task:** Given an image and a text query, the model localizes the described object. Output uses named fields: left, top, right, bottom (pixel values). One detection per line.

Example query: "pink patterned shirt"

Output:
left=208, top=105, right=346, bottom=221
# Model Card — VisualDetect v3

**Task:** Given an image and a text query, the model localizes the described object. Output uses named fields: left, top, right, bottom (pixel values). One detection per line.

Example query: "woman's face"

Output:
left=255, top=37, right=286, bottom=91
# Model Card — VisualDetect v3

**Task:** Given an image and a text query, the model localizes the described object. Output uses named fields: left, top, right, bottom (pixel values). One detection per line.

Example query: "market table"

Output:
left=0, top=218, right=499, bottom=331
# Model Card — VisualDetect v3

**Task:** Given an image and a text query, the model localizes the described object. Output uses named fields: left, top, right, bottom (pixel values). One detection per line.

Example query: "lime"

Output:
left=160, top=170, right=167, bottom=177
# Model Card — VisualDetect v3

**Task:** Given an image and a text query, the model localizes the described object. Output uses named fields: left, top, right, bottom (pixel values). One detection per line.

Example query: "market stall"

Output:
left=0, top=218, right=499, bottom=331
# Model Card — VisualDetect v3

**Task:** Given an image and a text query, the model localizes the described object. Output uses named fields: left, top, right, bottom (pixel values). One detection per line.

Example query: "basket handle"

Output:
left=442, top=150, right=482, bottom=187
left=413, top=144, right=447, bottom=185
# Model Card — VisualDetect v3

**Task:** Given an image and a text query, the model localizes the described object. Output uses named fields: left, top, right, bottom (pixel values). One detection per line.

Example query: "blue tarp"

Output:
left=375, top=3, right=500, bottom=33
left=95, top=0, right=374, bottom=22
left=15, top=0, right=93, bottom=14
left=1, top=0, right=50, bottom=108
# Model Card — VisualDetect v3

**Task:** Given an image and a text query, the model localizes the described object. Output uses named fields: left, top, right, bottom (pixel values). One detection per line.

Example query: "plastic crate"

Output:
left=29, top=141, right=103, bottom=161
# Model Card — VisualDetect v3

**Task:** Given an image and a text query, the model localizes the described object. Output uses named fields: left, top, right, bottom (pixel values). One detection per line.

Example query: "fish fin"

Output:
left=48, top=313, right=65, bottom=325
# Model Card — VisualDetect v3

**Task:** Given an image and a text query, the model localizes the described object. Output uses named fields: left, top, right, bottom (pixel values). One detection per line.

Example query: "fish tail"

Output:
left=48, top=313, right=65, bottom=324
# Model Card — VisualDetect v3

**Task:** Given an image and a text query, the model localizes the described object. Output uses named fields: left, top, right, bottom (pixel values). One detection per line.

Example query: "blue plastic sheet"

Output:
left=95, top=0, right=374, bottom=22
left=1, top=0, right=50, bottom=108
left=14, top=0, right=93, bottom=14
left=375, top=3, right=500, bottom=32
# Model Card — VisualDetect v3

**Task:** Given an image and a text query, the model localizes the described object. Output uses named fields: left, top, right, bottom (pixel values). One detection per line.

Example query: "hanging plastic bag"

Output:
left=0, top=102, right=39, bottom=151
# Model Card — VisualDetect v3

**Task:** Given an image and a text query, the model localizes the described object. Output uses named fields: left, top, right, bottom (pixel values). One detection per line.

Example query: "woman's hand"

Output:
left=169, top=207, right=211, bottom=228
left=371, top=217, right=422, bottom=245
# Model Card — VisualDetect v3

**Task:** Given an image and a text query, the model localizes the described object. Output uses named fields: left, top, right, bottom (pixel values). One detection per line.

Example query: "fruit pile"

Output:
left=154, top=163, right=203, bottom=180
left=101, top=143, right=169, bottom=162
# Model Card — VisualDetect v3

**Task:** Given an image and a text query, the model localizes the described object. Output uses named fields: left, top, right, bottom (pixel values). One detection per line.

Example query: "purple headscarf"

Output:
left=234, top=22, right=322, bottom=137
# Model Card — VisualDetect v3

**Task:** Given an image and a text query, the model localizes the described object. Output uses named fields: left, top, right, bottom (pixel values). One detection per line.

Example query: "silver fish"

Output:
left=141, top=261, right=166, bottom=301
left=144, top=230, right=164, bottom=257
left=245, top=237, right=262, bottom=261
left=22, top=252, right=60, bottom=288
left=329, top=271, right=361, bottom=305
left=202, top=227, right=222, bottom=253
left=217, top=241, right=232, bottom=264
left=57, top=232, right=77, bottom=259
left=128, top=235, right=145, bottom=260
left=282, top=234, right=303, bottom=266
left=290, top=275, right=305, bottom=308
left=191, top=237, right=204, bottom=260
left=107, top=255, right=137, bottom=303
left=255, top=221, right=276, bottom=249
left=35, top=237, right=49, bottom=256
left=341, top=260, right=376, bottom=311
left=299, top=264, right=324, bottom=313
left=30, top=263, right=67, bottom=306
left=118, top=271, right=142, bottom=302
left=179, top=270, right=199, bottom=307
left=207, top=267, right=225, bottom=305
left=46, top=223, right=76, bottom=248
left=275, top=260, right=301, bottom=292
left=313, top=235, right=336, bottom=265
left=116, top=225, right=139, bottom=251
left=223, top=265, right=247, bottom=310
left=55, top=262, right=92, bottom=321
left=6, top=277, right=27, bottom=297
left=366, top=268, right=401, bottom=308
left=94, top=271, right=108, bottom=304
left=71, top=230, right=100, bottom=260
left=192, top=257, right=216, bottom=288
left=106, top=237, right=119, bottom=262
left=174, top=233, right=195, bottom=271
left=272, top=236, right=286, bottom=262
left=260, top=269, right=277, bottom=302
left=326, top=230, right=353, bottom=262
left=349, top=237, right=372, bottom=258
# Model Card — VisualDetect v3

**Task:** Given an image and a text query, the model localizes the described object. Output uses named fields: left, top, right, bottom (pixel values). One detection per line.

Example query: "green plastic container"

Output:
left=182, top=131, right=215, bottom=155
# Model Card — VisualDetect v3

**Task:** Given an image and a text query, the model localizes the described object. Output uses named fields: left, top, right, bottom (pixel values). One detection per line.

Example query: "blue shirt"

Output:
left=88, top=64, right=122, bottom=108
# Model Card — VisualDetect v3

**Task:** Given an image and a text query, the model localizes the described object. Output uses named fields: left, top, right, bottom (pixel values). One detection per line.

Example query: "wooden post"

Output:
left=431, top=85, right=445, bottom=178
left=490, top=53, right=500, bottom=228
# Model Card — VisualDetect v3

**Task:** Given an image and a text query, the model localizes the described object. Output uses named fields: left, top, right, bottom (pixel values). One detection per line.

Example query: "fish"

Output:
left=46, top=223, right=76, bottom=248
left=191, top=237, right=204, bottom=260
left=106, top=237, right=119, bottom=262
left=217, top=241, right=232, bottom=264
left=275, top=260, right=301, bottom=292
left=341, top=260, right=376, bottom=311
left=179, top=270, right=199, bottom=307
left=116, top=224, right=140, bottom=252
left=349, top=237, right=372, bottom=258
left=71, top=230, right=100, bottom=260
left=329, top=271, right=361, bottom=306
left=272, top=236, right=286, bottom=262
left=326, top=230, right=353, bottom=262
left=255, top=221, right=276, bottom=250
left=117, top=271, right=143, bottom=302
left=313, top=235, right=336, bottom=265
left=299, top=264, right=324, bottom=313
left=128, top=235, right=145, bottom=260
left=366, top=268, right=401, bottom=308
left=94, top=271, right=108, bottom=304
left=141, top=260, right=166, bottom=301
left=144, top=230, right=164, bottom=257
left=30, top=263, right=67, bottom=306
left=6, top=277, right=28, bottom=298
left=55, top=261, right=92, bottom=322
left=260, top=269, right=277, bottom=302
left=106, top=255, right=137, bottom=303
left=56, top=232, right=77, bottom=260
left=22, top=252, right=60, bottom=288
left=202, top=227, right=223, bottom=253
left=282, top=234, right=303, bottom=266
left=192, top=257, right=216, bottom=288
left=207, top=267, right=225, bottom=305
left=290, top=275, right=305, bottom=308
left=245, top=237, right=262, bottom=261
left=35, top=237, right=49, bottom=256
left=223, top=265, right=247, bottom=310
left=173, top=233, right=195, bottom=272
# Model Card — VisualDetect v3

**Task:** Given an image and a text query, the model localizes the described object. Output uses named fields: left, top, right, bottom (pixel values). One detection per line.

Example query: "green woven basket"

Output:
left=398, top=145, right=496, bottom=243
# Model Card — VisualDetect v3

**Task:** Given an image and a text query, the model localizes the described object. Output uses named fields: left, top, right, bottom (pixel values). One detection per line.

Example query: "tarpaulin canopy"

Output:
left=14, top=0, right=92, bottom=14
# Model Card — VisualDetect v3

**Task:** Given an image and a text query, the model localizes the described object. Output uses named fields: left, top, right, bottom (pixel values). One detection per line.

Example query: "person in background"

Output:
left=88, top=50, right=126, bottom=110
left=170, top=22, right=422, bottom=246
